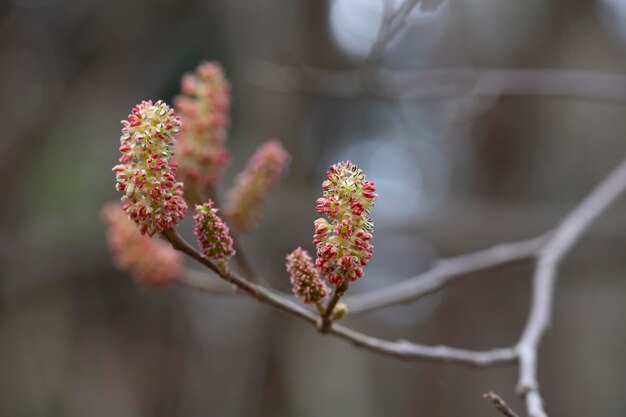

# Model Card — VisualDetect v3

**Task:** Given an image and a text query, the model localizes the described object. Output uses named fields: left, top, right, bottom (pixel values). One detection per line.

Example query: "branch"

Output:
left=484, top=391, right=520, bottom=417
left=163, top=156, right=626, bottom=416
left=365, top=0, right=420, bottom=67
left=246, top=61, right=626, bottom=104
left=231, top=236, right=258, bottom=282
left=515, top=157, right=626, bottom=417
left=162, top=229, right=517, bottom=366
left=177, top=268, right=234, bottom=295
left=162, top=229, right=257, bottom=294
left=174, top=231, right=548, bottom=313
left=320, top=281, right=348, bottom=332
left=344, top=233, right=549, bottom=314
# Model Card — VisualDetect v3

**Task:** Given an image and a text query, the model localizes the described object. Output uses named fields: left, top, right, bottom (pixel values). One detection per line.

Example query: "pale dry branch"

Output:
left=246, top=61, right=626, bottom=104
left=344, top=233, right=550, bottom=314
left=515, top=157, right=626, bottom=417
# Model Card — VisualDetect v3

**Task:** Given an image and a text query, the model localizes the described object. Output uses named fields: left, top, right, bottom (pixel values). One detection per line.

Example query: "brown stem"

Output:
left=315, top=301, right=325, bottom=316
left=320, top=281, right=349, bottom=332
left=483, top=391, right=520, bottom=417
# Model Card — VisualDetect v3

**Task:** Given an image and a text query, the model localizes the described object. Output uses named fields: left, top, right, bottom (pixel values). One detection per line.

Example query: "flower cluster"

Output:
left=102, top=203, right=182, bottom=286
left=194, top=199, right=235, bottom=273
left=286, top=247, right=329, bottom=304
left=113, top=100, right=187, bottom=236
left=174, top=62, right=230, bottom=200
left=225, top=140, right=291, bottom=231
left=314, top=161, right=376, bottom=285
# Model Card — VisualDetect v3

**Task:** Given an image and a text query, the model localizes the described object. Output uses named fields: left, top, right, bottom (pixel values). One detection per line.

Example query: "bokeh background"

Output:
left=1, top=0, right=626, bottom=416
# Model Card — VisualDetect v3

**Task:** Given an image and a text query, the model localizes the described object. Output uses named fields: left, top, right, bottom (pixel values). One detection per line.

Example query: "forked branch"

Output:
left=166, top=156, right=626, bottom=417
left=515, top=157, right=626, bottom=417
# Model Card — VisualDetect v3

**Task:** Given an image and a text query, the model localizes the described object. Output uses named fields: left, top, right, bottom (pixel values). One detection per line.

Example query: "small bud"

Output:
left=332, top=302, right=348, bottom=320
left=114, top=100, right=187, bottom=236
left=101, top=203, right=182, bottom=287
left=174, top=62, right=231, bottom=199
left=225, top=140, right=291, bottom=231
left=193, top=199, right=235, bottom=272
left=286, top=247, right=329, bottom=304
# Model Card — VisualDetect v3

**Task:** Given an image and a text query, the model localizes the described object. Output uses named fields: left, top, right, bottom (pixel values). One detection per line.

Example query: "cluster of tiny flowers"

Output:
left=101, top=203, right=182, bottom=286
left=113, top=100, right=187, bottom=236
left=174, top=62, right=230, bottom=199
left=285, top=247, right=329, bottom=304
left=194, top=199, right=235, bottom=272
left=314, top=161, right=377, bottom=285
left=225, top=140, right=291, bottom=231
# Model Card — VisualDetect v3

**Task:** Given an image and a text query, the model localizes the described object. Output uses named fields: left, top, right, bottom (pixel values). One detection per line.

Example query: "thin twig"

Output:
left=246, top=62, right=626, bottom=104
left=231, top=236, right=258, bottom=281
left=364, top=0, right=395, bottom=67
left=483, top=391, right=520, bottom=417
left=515, top=157, right=626, bottom=417
left=320, top=281, right=349, bottom=332
left=177, top=268, right=234, bottom=295
left=162, top=229, right=516, bottom=366
left=365, top=0, right=420, bottom=67
left=344, top=233, right=549, bottom=314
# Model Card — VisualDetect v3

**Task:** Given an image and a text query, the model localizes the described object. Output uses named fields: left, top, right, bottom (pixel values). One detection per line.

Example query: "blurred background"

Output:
left=1, top=0, right=626, bottom=416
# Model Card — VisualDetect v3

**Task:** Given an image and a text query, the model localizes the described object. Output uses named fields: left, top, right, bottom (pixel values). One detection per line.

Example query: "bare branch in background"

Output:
left=365, top=0, right=421, bottom=67
left=515, top=157, right=626, bottom=417
left=344, top=233, right=550, bottom=314
left=246, top=61, right=626, bottom=104
left=177, top=231, right=547, bottom=314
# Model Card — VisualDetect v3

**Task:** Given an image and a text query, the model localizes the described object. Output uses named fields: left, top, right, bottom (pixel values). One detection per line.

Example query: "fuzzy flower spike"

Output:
left=194, top=199, right=235, bottom=274
left=174, top=62, right=230, bottom=200
left=286, top=247, right=329, bottom=305
left=225, top=140, right=291, bottom=232
left=102, top=203, right=182, bottom=286
left=114, top=100, right=187, bottom=236
left=314, top=161, right=377, bottom=285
